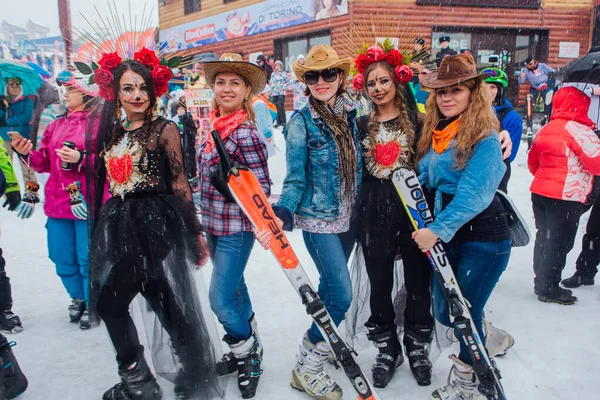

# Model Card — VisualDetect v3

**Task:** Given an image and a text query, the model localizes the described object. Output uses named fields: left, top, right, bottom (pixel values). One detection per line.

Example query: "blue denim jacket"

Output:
left=418, top=133, right=505, bottom=243
left=275, top=99, right=362, bottom=225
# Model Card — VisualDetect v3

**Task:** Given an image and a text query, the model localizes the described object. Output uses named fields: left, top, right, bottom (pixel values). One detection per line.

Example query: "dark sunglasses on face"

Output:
left=303, top=68, right=340, bottom=85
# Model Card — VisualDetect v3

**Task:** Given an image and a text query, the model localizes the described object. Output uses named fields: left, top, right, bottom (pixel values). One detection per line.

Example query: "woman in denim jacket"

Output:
left=257, top=44, right=361, bottom=400
left=416, top=55, right=511, bottom=400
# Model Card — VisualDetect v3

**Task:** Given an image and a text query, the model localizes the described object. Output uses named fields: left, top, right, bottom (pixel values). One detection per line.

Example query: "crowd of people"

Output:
left=0, top=30, right=598, bottom=400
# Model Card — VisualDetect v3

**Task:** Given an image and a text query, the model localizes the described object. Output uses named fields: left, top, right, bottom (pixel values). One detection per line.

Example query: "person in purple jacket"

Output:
left=12, top=71, right=102, bottom=330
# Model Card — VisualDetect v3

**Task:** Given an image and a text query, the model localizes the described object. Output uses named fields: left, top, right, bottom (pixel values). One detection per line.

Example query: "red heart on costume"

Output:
left=108, top=154, right=133, bottom=184
left=374, top=141, right=401, bottom=167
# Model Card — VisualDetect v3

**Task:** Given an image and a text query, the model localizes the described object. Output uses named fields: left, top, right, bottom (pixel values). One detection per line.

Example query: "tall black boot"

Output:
left=224, top=333, right=263, bottom=399
left=403, top=324, right=433, bottom=386
left=0, top=339, right=27, bottom=399
left=103, top=353, right=162, bottom=400
left=365, top=322, right=403, bottom=389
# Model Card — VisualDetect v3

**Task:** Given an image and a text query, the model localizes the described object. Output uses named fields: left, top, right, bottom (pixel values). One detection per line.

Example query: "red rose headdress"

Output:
left=350, top=38, right=414, bottom=90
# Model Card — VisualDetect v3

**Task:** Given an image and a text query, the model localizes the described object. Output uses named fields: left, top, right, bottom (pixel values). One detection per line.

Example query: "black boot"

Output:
left=0, top=339, right=27, bottom=399
left=403, top=325, right=433, bottom=386
left=562, top=273, right=595, bottom=289
left=224, top=334, right=263, bottom=399
left=216, top=315, right=262, bottom=376
left=103, top=354, right=162, bottom=400
left=365, top=322, right=403, bottom=389
left=538, top=287, right=578, bottom=305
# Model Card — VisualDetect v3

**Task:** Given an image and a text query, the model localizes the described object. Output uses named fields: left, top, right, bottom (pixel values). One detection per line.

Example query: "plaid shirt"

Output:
left=198, top=121, right=271, bottom=236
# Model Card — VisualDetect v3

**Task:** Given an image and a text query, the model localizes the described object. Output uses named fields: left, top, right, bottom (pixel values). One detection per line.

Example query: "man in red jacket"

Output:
left=528, top=86, right=600, bottom=304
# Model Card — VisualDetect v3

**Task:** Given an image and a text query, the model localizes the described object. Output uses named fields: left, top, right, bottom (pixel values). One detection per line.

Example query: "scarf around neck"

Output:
left=309, top=95, right=356, bottom=202
left=432, top=117, right=460, bottom=154
left=205, top=109, right=248, bottom=153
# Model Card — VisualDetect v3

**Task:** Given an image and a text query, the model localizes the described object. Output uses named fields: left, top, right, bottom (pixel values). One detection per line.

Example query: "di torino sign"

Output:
left=416, top=0, right=541, bottom=8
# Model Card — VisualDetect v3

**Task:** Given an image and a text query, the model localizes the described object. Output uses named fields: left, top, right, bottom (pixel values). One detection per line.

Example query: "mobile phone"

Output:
left=7, top=131, right=23, bottom=141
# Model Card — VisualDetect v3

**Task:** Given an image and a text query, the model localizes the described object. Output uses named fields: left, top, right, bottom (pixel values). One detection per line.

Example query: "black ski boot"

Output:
left=224, top=333, right=263, bottom=399
left=103, top=354, right=162, bottom=400
left=366, top=322, right=403, bottom=389
left=403, top=325, right=433, bottom=386
left=0, top=339, right=28, bottom=399
left=562, top=273, right=595, bottom=289
left=0, top=311, right=22, bottom=334
left=68, top=298, right=86, bottom=323
left=537, top=287, right=577, bottom=305
left=216, top=315, right=262, bottom=376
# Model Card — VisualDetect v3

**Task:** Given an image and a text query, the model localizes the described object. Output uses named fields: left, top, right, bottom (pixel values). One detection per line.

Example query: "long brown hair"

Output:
left=417, top=78, right=499, bottom=169
left=211, top=73, right=256, bottom=124
left=364, top=61, right=416, bottom=164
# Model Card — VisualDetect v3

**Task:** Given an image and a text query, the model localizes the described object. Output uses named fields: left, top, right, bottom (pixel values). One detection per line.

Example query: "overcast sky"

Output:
left=2, top=0, right=159, bottom=35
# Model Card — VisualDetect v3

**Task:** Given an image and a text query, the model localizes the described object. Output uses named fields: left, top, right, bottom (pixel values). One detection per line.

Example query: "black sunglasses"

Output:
left=303, top=68, right=340, bottom=85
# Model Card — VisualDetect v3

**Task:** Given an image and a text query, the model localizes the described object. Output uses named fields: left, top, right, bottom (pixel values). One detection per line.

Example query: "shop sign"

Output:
left=185, top=88, right=213, bottom=146
left=558, top=42, right=581, bottom=59
left=159, top=0, right=349, bottom=54
left=417, top=0, right=540, bottom=8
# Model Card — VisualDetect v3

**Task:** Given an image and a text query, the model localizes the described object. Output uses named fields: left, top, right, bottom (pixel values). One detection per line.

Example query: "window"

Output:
left=278, top=31, right=332, bottom=72
left=184, top=0, right=201, bottom=15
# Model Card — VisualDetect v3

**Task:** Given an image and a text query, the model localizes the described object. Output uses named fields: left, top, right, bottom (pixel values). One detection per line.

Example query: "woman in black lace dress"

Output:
left=88, top=59, right=224, bottom=400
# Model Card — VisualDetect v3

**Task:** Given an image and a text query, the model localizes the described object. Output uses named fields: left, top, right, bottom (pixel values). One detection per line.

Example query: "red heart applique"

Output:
left=374, top=141, right=401, bottom=167
left=108, top=154, right=133, bottom=184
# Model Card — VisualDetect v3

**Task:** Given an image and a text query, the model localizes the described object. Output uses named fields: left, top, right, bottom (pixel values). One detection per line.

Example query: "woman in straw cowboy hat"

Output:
left=416, top=54, right=510, bottom=400
left=254, top=44, right=361, bottom=400
left=199, top=52, right=271, bottom=399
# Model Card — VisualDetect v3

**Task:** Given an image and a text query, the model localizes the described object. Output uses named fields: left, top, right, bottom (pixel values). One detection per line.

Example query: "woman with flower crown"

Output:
left=86, top=48, right=225, bottom=400
left=348, top=40, right=435, bottom=389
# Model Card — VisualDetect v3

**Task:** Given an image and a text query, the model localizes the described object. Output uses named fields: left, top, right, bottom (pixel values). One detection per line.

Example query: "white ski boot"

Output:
left=484, top=319, right=514, bottom=358
left=430, top=355, right=488, bottom=400
left=290, top=333, right=343, bottom=400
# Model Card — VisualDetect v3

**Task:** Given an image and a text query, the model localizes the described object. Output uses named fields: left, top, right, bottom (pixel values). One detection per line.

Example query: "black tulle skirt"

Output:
left=89, top=193, right=226, bottom=399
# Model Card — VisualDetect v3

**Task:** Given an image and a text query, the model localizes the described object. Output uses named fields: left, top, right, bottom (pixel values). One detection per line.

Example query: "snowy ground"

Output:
left=0, top=129, right=598, bottom=400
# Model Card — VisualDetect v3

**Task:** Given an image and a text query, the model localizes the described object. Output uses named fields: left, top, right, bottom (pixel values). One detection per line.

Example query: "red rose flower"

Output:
left=384, top=49, right=403, bottom=68
left=152, top=65, right=173, bottom=96
left=395, top=65, right=413, bottom=84
left=93, top=68, right=114, bottom=87
left=98, top=52, right=122, bottom=71
left=352, top=74, right=364, bottom=90
left=133, top=47, right=160, bottom=69
left=366, top=46, right=385, bottom=62
left=355, top=54, right=370, bottom=73
left=99, top=85, right=115, bottom=102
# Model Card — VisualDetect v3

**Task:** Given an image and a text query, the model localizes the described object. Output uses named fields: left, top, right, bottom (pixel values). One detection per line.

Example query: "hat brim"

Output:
left=420, top=71, right=491, bottom=89
left=292, top=58, right=352, bottom=82
left=203, top=61, right=267, bottom=96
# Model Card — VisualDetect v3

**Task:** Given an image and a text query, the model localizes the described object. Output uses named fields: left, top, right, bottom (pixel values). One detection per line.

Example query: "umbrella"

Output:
left=24, top=61, right=51, bottom=78
left=0, top=60, right=44, bottom=96
left=560, top=47, right=600, bottom=84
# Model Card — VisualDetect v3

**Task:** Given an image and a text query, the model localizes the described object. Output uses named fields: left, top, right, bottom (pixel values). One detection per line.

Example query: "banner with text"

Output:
left=159, top=0, right=348, bottom=54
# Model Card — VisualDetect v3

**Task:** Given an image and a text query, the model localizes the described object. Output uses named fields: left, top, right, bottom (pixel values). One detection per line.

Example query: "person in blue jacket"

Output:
left=481, top=68, right=523, bottom=192
left=0, top=77, right=38, bottom=215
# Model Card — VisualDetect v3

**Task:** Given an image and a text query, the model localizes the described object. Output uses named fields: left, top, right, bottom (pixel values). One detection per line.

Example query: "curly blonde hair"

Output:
left=211, top=73, right=256, bottom=124
left=364, top=61, right=416, bottom=164
left=416, top=78, right=499, bottom=169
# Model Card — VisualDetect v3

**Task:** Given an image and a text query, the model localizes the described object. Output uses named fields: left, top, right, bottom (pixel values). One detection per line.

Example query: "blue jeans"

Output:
left=207, top=232, right=255, bottom=340
left=46, top=217, right=90, bottom=305
left=303, top=229, right=355, bottom=344
left=433, top=239, right=511, bottom=365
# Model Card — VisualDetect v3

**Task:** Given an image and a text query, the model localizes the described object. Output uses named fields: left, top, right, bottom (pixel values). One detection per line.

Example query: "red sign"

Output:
left=184, top=25, right=216, bottom=43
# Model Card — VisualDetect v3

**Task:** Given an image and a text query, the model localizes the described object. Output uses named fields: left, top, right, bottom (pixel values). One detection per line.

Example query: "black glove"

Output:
left=2, top=191, right=21, bottom=211
left=0, top=97, right=8, bottom=111
left=209, top=159, right=236, bottom=203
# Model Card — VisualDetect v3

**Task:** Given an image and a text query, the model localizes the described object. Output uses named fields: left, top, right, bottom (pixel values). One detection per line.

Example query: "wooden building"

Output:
left=159, top=0, right=597, bottom=106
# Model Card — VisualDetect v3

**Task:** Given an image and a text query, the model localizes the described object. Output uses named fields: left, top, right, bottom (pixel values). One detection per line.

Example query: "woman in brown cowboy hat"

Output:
left=254, top=44, right=361, bottom=400
left=415, top=54, right=511, bottom=399
left=199, top=52, right=271, bottom=399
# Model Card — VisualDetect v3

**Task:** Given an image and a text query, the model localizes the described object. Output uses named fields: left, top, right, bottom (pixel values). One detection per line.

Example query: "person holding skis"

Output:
left=199, top=53, right=270, bottom=399
left=256, top=44, right=361, bottom=400
left=0, top=138, right=23, bottom=334
left=416, top=54, right=511, bottom=399
left=349, top=40, right=435, bottom=388
left=12, top=70, right=102, bottom=330
left=481, top=68, right=523, bottom=192
left=86, top=49, right=225, bottom=400
left=528, top=86, right=600, bottom=305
